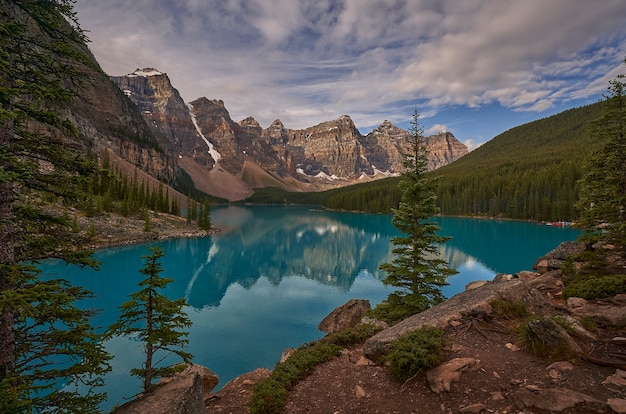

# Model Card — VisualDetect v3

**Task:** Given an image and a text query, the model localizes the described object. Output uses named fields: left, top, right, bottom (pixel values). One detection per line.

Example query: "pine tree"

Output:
left=198, top=197, right=211, bottom=231
left=577, top=59, right=626, bottom=252
left=0, top=1, right=111, bottom=411
left=377, top=109, right=457, bottom=323
left=107, top=246, right=193, bottom=393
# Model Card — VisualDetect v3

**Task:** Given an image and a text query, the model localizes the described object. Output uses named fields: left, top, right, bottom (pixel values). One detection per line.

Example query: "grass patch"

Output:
left=490, top=299, right=529, bottom=319
left=385, top=326, right=448, bottom=383
left=248, top=324, right=382, bottom=414
left=514, top=316, right=579, bottom=359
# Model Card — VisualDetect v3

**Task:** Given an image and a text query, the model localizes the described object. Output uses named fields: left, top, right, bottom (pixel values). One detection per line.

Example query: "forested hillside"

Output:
left=434, top=102, right=604, bottom=221
left=245, top=101, right=606, bottom=221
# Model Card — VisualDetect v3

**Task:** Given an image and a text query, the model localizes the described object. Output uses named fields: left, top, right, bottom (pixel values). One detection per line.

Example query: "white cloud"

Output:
left=75, top=0, right=626, bottom=139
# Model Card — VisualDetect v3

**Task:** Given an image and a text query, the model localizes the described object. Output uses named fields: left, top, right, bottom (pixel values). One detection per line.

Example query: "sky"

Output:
left=74, top=0, right=626, bottom=150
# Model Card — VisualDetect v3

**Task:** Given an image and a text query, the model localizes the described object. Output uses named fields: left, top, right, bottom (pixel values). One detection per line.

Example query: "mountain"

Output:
left=111, top=68, right=468, bottom=201
left=310, top=101, right=606, bottom=220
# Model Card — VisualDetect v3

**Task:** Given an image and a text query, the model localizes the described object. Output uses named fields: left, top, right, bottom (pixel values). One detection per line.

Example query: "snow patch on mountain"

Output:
left=187, top=103, right=222, bottom=164
left=128, top=68, right=163, bottom=77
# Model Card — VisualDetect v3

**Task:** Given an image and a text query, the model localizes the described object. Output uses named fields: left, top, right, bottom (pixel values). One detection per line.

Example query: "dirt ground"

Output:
left=206, top=313, right=626, bottom=414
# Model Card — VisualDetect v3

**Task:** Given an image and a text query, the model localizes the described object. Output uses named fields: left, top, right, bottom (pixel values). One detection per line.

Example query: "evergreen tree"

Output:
left=198, top=197, right=211, bottom=231
left=0, top=1, right=111, bottom=411
left=108, top=246, right=193, bottom=393
left=377, top=109, right=457, bottom=322
left=577, top=59, right=626, bottom=252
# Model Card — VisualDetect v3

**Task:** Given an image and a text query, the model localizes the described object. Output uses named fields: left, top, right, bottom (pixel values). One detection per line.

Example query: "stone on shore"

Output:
left=318, top=299, right=371, bottom=334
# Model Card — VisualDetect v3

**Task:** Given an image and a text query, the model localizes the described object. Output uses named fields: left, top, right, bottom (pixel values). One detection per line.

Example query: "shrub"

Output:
left=385, top=326, right=448, bottom=382
left=563, top=274, right=626, bottom=300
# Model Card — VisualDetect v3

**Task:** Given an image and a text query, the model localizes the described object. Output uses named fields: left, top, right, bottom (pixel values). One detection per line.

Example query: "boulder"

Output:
left=567, top=295, right=626, bottom=327
left=465, top=280, right=489, bottom=291
left=364, top=279, right=548, bottom=360
left=112, top=364, right=217, bottom=414
left=525, top=317, right=582, bottom=356
left=426, top=357, right=481, bottom=393
left=318, top=299, right=371, bottom=334
left=533, top=241, right=587, bottom=273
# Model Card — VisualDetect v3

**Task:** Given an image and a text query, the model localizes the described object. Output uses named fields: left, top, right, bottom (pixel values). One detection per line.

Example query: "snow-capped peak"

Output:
left=128, top=68, right=163, bottom=77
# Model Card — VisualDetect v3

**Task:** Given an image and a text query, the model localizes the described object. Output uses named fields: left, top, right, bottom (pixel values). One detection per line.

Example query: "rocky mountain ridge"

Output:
left=111, top=68, right=469, bottom=201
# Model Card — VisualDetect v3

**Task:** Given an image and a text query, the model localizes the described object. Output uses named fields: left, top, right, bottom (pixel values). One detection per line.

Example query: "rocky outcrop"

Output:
left=533, top=241, right=587, bottom=273
left=425, top=131, right=470, bottom=170
left=112, top=364, right=218, bottom=414
left=318, top=299, right=371, bottom=334
left=111, top=69, right=200, bottom=164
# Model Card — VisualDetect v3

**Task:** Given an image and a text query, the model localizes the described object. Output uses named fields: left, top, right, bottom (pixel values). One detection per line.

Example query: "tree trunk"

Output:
left=0, top=120, right=16, bottom=380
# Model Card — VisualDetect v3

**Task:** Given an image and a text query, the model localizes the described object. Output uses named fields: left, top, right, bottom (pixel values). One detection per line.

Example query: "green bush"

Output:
left=563, top=274, right=626, bottom=300
left=385, top=326, right=448, bottom=382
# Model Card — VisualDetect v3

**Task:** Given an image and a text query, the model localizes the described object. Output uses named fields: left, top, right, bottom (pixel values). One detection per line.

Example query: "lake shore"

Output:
left=78, top=211, right=218, bottom=251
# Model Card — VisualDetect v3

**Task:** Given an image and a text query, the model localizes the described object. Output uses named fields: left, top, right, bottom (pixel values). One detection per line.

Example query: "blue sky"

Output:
left=75, top=0, right=626, bottom=150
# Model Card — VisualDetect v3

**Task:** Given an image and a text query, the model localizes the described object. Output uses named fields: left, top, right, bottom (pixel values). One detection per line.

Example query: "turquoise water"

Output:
left=40, top=205, right=580, bottom=411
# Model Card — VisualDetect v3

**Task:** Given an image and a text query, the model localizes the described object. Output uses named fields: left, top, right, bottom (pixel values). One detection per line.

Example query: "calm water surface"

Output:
left=40, top=205, right=580, bottom=411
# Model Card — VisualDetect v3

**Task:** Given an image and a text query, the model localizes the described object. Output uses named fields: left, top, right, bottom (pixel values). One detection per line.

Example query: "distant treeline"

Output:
left=245, top=102, right=606, bottom=221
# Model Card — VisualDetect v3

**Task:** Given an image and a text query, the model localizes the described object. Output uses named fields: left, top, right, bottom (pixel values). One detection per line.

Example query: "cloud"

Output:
left=426, top=124, right=449, bottom=135
left=75, top=0, right=626, bottom=138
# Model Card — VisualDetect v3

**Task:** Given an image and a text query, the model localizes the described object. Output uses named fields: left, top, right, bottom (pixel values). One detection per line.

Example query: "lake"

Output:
left=40, top=205, right=580, bottom=411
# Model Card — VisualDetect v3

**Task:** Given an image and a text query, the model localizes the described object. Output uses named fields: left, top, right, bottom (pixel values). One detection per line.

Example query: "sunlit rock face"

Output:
left=111, top=68, right=469, bottom=199
left=110, top=68, right=209, bottom=167
left=425, top=131, right=469, bottom=170
left=71, top=66, right=176, bottom=181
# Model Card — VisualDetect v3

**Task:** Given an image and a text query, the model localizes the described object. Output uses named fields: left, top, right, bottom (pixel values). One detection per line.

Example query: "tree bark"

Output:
left=0, top=120, right=16, bottom=380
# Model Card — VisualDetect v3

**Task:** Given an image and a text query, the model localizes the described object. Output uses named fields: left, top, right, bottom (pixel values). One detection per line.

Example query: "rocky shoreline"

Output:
left=76, top=211, right=217, bottom=251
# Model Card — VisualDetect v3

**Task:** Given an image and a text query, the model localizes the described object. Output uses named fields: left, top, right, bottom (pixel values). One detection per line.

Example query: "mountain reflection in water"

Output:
left=40, top=205, right=580, bottom=411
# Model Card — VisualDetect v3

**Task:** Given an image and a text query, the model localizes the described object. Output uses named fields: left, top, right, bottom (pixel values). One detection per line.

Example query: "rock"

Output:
left=556, top=315, right=596, bottom=339
left=318, top=299, right=371, bottom=334
left=465, top=280, right=489, bottom=291
left=112, top=364, right=216, bottom=414
left=515, top=270, right=539, bottom=282
left=459, top=403, right=485, bottom=413
left=566, top=297, right=587, bottom=309
left=280, top=348, right=296, bottom=363
left=493, top=273, right=513, bottom=282
left=355, top=385, right=367, bottom=398
left=513, top=386, right=601, bottom=412
left=547, top=361, right=575, bottom=373
left=364, top=279, right=548, bottom=360
left=608, top=398, right=626, bottom=413
left=361, top=316, right=389, bottom=330
left=426, top=358, right=481, bottom=394
left=568, top=295, right=626, bottom=327
left=525, top=317, right=582, bottom=356
left=355, top=356, right=375, bottom=366
left=528, top=269, right=564, bottom=293
left=505, top=343, right=520, bottom=352
left=490, top=391, right=505, bottom=400
left=533, top=241, right=587, bottom=273
left=205, top=368, right=271, bottom=413
left=602, top=369, right=626, bottom=387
